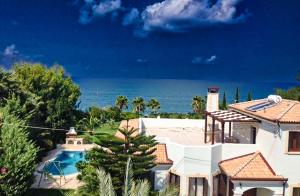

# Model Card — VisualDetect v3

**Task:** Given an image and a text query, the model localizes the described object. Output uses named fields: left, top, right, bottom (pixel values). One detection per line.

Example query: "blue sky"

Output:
left=0, top=0, right=299, bottom=82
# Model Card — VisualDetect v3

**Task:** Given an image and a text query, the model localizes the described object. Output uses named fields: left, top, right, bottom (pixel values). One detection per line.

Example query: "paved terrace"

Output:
left=118, top=118, right=213, bottom=146
left=144, top=127, right=209, bottom=146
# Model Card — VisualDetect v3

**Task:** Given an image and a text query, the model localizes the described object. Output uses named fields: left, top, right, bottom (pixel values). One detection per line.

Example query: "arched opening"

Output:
left=77, top=141, right=82, bottom=145
left=67, top=140, right=74, bottom=144
left=243, top=188, right=273, bottom=196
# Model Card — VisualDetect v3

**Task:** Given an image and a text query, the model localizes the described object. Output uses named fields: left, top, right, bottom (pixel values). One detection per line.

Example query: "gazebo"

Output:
left=204, top=110, right=260, bottom=144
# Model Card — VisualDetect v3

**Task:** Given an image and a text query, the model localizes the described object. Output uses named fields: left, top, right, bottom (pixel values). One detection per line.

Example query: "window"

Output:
left=189, top=178, right=208, bottom=196
left=293, top=188, right=300, bottom=196
left=169, top=173, right=180, bottom=187
left=288, top=132, right=300, bottom=152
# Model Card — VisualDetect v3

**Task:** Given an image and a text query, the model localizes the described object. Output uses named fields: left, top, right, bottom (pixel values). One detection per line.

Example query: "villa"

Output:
left=120, top=88, right=300, bottom=196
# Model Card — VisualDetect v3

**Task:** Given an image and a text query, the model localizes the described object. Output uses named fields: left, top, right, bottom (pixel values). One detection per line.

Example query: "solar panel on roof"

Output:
left=246, top=101, right=277, bottom=112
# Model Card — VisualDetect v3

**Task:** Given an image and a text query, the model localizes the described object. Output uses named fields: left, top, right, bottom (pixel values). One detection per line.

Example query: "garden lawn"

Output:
left=94, top=121, right=119, bottom=135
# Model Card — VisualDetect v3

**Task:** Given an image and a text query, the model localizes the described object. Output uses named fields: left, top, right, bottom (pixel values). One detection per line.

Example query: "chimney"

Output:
left=206, top=87, right=219, bottom=112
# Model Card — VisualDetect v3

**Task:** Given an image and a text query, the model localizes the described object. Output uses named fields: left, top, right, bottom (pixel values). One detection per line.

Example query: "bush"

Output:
left=0, top=110, right=38, bottom=195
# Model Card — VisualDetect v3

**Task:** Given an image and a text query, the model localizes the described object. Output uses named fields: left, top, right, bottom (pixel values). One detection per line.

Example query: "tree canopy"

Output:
left=0, top=63, right=81, bottom=155
left=132, top=97, right=146, bottom=115
left=234, top=87, right=240, bottom=103
left=276, top=73, right=300, bottom=101
left=115, top=96, right=129, bottom=111
left=192, top=96, right=205, bottom=117
left=147, top=98, right=160, bottom=115
left=77, top=123, right=157, bottom=194
left=220, top=92, right=227, bottom=110
left=12, top=63, right=81, bottom=129
left=0, top=107, right=38, bottom=195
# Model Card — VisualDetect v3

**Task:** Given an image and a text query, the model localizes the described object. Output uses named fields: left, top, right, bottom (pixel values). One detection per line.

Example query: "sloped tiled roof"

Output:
left=153, top=144, right=173, bottom=165
left=229, top=99, right=300, bottom=124
left=219, top=152, right=286, bottom=181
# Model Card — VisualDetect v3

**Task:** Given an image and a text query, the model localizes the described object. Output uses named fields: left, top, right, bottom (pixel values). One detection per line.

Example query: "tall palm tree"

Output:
left=132, top=97, right=145, bottom=115
left=192, top=96, right=205, bottom=115
left=77, top=114, right=101, bottom=135
left=115, top=96, right=129, bottom=111
left=147, top=98, right=160, bottom=115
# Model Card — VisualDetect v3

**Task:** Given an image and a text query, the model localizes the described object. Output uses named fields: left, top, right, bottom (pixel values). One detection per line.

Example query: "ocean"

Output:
left=75, top=78, right=298, bottom=113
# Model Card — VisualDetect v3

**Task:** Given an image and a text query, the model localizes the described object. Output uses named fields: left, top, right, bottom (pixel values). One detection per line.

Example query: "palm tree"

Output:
left=132, top=97, right=145, bottom=115
left=192, top=96, right=205, bottom=115
left=115, top=96, right=129, bottom=111
left=77, top=114, right=101, bottom=135
left=147, top=98, right=160, bottom=115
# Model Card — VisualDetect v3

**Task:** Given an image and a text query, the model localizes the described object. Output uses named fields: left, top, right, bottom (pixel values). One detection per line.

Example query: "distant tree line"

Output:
left=276, top=72, right=300, bottom=101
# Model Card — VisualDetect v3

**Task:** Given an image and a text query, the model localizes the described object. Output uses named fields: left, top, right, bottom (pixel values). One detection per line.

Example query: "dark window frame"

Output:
left=251, top=126, right=257, bottom=144
left=288, top=131, right=300, bottom=152
left=169, top=172, right=180, bottom=187
left=188, top=177, right=208, bottom=196
left=293, top=187, right=300, bottom=196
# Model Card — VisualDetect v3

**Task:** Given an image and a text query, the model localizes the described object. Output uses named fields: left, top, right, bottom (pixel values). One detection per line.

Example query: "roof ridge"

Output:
left=232, top=151, right=260, bottom=177
left=276, top=102, right=296, bottom=121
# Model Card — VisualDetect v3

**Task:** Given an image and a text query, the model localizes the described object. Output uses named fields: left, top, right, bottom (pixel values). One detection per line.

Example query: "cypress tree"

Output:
left=247, top=91, right=252, bottom=101
left=221, top=92, right=227, bottom=110
left=235, top=87, right=240, bottom=103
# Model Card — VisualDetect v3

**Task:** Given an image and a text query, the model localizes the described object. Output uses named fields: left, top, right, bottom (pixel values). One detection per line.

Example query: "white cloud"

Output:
left=136, top=58, right=147, bottom=63
left=93, top=0, right=121, bottom=15
left=122, top=8, right=139, bottom=26
left=3, top=44, right=18, bottom=57
left=141, top=0, right=247, bottom=32
left=192, top=55, right=217, bottom=64
left=206, top=55, right=217, bottom=63
left=79, top=0, right=122, bottom=24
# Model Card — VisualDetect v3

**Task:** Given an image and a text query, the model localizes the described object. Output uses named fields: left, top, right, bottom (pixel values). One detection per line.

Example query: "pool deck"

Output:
left=32, top=144, right=97, bottom=189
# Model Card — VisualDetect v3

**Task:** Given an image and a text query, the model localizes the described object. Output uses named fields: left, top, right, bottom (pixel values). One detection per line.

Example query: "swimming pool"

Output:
left=45, top=151, right=85, bottom=175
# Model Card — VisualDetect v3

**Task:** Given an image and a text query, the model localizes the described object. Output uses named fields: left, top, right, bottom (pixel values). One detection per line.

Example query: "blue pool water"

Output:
left=45, top=151, right=85, bottom=175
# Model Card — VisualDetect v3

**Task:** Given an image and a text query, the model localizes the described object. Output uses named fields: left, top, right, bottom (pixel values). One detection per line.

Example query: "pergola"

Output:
left=204, top=110, right=260, bottom=144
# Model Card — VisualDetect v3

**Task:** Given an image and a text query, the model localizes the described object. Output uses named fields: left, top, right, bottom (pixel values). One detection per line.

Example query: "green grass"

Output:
left=94, top=122, right=119, bottom=135
left=79, top=121, right=120, bottom=143
left=26, top=189, right=75, bottom=196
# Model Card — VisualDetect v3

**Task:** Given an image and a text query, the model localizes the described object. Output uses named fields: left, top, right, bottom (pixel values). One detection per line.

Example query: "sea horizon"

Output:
left=76, top=78, right=298, bottom=113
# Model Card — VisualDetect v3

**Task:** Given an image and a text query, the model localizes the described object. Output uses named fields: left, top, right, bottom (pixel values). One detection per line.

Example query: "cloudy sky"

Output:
left=0, top=0, right=299, bottom=82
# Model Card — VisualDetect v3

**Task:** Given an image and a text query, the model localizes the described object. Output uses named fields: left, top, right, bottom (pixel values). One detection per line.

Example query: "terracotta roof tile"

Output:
left=153, top=144, right=173, bottom=165
left=219, top=152, right=286, bottom=181
left=229, top=99, right=300, bottom=123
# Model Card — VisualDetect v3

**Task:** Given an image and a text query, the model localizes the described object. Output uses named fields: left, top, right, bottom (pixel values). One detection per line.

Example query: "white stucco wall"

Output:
left=140, top=117, right=300, bottom=195
left=232, top=181, right=284, bottom=196
left=165, top=140, right=257, bottom=196
left=140, top=118, right=205, bottom=130
left=256, top=122, right=300, bottom=189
